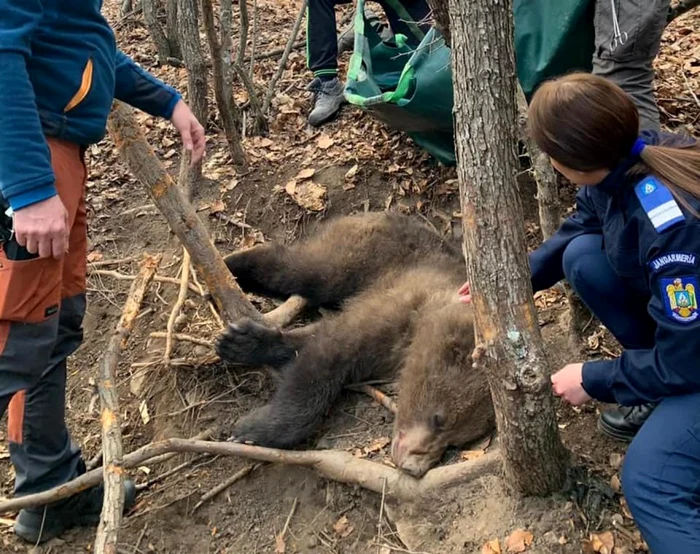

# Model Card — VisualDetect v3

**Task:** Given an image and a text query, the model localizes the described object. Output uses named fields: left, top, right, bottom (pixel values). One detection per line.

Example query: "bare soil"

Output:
left=1, top=1, right=699, bottom=553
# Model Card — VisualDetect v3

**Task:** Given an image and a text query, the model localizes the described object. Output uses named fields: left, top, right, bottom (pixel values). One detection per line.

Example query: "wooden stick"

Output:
left=192, top=463, right=258, bottom=512
left=150, top=331, right=214, bottom=348
left=164, top=249, right=191, bottom=363
left=262, top=295, right=307, bottom=328
left=262, top=0, right=308, bottom=114
left=107, top=101, right=262, bottom=325
left=0, top=440, right=501, bottom=514
left=94, top=253, right=161, bottom=554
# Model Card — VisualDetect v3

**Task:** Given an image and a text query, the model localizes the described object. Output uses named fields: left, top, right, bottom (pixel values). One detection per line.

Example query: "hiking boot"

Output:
left=307, top=77, right=347, bottom=127
left=14, top=479, right=137, bottom=544
left=597, top=403, right=656, bottom=442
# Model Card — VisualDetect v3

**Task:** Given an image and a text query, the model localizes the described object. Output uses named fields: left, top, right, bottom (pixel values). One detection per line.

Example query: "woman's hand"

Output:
left=551, top=363, right=591, bottom=406
left=458, top=281, right=471, bottom=303
left=170, top=99, right=206, bottom=166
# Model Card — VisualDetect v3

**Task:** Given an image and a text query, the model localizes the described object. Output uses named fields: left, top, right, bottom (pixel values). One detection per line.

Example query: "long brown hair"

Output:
left=527, top=72, right=700, bottom=213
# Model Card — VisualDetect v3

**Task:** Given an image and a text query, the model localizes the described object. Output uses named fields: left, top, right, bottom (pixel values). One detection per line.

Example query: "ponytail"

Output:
left=635, top=140, right=700, bottom=216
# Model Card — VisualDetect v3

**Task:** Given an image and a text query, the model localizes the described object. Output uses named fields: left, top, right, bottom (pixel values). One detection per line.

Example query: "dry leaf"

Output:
left=461, top=449, right=485, bottom=461
left=87, top=251, right=103, bottom=263
left=317, top=134, right=335, bottom=150
left=345, top=164, right=359, bottom=180
left=285, top=181, right=327, bottom=212
left=591, top=531, right=615, bottom=554
left=506, top=529, right=534, bottom=553
left=275, top=533, right=286, bottom=553
left=379, top=547, right=392, bottom=554
left=333, top=515, right=354, bottom=538
left=482, top=538, right=502, bottom=554
left=210, top=199, right=226, bottom=214
left=296, top=168, right=315, bottom=180
left=365, top=437, right=391, bottom=454
left=610, top=474, right=621, bottom=493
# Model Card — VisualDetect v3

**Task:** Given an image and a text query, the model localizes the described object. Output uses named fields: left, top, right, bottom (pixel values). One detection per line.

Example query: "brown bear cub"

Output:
left=217, top=211, right=495, bottom=477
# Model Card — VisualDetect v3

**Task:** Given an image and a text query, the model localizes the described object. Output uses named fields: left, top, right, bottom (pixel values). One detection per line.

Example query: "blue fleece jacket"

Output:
left=0, top=0, right=182, bottom=210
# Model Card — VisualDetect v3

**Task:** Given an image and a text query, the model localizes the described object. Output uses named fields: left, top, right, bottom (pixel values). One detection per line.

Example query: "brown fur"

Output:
left=218, top=212, right=495, bottom=477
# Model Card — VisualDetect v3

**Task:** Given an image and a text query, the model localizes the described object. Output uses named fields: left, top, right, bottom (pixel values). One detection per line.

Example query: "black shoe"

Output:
left=14, top=479, right=137, bottom=544
left=597, top=403, right=657, bottom=442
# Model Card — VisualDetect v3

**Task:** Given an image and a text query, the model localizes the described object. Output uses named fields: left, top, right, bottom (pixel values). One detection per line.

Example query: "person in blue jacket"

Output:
left=0, top=1, right=205, bottom=544
left=461, top=72, right=700, bottom=553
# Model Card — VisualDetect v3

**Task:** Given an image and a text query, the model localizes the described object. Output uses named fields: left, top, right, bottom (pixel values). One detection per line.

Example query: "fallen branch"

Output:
left=165, top=249, right=191, bottom=363
left=107, top=101, right=262, bottom=324
left=263, top=0, right=308, bottom=114
left=192, top=463, right=259, bottom=512
left=0, top=439, right=501, bottom=514
left=252, top=40, right=305, bottom=62
left=136, top=454, right=211, bottom=492
left=232, top=61, right=268, bottom=136
left=95, top=253, right=161, bottom=554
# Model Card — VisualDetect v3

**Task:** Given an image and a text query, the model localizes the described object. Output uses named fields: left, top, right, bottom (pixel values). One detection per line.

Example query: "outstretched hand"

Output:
left=170, top=99, right=206, bottom=166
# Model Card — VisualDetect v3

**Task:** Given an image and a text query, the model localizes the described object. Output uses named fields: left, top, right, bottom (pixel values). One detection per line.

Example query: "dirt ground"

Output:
left=1, top=1, right=699, bottom=553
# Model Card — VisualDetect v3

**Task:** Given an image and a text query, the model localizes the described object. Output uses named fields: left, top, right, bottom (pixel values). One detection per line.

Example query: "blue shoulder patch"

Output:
left=634, top=176, right=685, bottom=233
left=660, top=275, right=700, bottom=324
left=649, top=252, right=698, bottom=272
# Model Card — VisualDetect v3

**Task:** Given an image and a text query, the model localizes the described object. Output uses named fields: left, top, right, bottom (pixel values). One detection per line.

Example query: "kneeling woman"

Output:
left=463, top=73, right=700, bottom=553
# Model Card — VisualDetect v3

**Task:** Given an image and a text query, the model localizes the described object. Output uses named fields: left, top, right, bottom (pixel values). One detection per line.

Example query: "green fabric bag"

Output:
left=343, top=0, right=596, bottom=165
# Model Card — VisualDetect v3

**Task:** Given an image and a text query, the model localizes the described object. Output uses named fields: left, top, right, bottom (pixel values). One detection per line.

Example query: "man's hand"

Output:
left=170, top=99, right=206, bottom=166
left=551, top=363, right=591, bottom=406
left=13, top=195, right=69, bottom=259
left=458, top=281, right=471, bottom=303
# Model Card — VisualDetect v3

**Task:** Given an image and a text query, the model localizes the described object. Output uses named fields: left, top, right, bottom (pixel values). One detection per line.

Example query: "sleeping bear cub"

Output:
left=217, top=211, right=495, bottom=477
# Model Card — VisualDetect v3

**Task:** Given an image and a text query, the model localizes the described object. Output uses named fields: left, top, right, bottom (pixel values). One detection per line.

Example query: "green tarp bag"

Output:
left=343, top=0, right=596, bottom=166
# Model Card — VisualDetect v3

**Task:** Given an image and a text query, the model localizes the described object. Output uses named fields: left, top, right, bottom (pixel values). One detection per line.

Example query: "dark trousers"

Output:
left=563, top=234, right=700, bottom=553
left=306, top=0, right=431, bottom=77
left=0, top=138, right=88, bottom=497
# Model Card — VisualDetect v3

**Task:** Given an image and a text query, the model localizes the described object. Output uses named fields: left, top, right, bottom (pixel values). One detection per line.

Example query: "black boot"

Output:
left=597, top=403, right=657, bottom=442
left=14, top=478, right=137, bottom=544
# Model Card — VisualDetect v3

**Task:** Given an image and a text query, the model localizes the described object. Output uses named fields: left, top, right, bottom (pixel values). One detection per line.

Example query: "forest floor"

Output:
left=2, top=1, right=700, bottom=553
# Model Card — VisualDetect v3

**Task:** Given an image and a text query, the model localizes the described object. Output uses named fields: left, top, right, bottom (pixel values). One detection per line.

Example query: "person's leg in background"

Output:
left=306, top=0, right=352, bottom=126
left=561, top=233, right=658, bottom=440
left=620, top=392, right=700, bottom=554
left=2, top=138, right=134, bottom=544
left=591, top=0, right=671, bottom=132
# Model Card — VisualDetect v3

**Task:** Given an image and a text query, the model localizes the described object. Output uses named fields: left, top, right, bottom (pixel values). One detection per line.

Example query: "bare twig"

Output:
left=135, top=454, right=211, bottom=492
left=232, top=62, right=268, bottom=136
left=236, top=0, right=250, bottom=67
left=249, top=0, right=258, bottom=79
left=89, top=269, right=201, bottom=295
left=150, top=331, right=214, bottom=348
left=353, top=385, right=398, bottom=414
left=263, top=0, right=308, bottom=114
left=88, top=256, right=140, bottom=268
left=251, top=40, right=305, bottom=63
left=192, top=464, right=258, bottom=512
left=0, top=440, right=501, bottom=514
left=94, top=253, right=161, bottom=554
left=275, top=496, right=298, bottom=550
left=165, top=249, right=191, bottom=363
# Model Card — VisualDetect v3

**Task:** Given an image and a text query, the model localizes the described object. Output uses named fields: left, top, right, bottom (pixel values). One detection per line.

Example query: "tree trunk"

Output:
left=449, top=0, right=568, bottom=496
left=177, top=0, right=209, bottom=187
left=236, top=0, right=250, bottom=67
left=165, top=0, right=182, bottom=60
left=121, top=0, right=134, bottom=17
left=142, top=0, right=171, bottom=64
left=107, top=101, right=261, bottom=324
left=200, top=0, right=249, bottom=165
left=427, top=0, right=451, bottom=46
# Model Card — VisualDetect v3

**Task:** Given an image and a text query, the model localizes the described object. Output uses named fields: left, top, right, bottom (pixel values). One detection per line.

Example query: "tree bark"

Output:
left=201, top=0, right=249, bottom=164
left=94, top=254, right=160, bottom=554
left=449, top=0, right=568, bottom=496
left=107, top=101, right=261, bottom=324
left=165, top=0, right=182, bottom=60
left=427, top=0, right=451, bottom=46
left=177, top=0, right=209, bottom=186
left=120, top=0, right=133, bottom=17
left=142, top=0, right=171, bottom=64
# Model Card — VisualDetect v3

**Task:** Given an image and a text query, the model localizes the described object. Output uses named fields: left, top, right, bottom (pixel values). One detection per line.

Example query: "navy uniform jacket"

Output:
left=529, top=130, right=700, bottom=406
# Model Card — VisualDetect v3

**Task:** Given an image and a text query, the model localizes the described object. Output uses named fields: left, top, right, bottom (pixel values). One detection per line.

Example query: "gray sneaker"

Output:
left=307, top=77, right=347, bottom=127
